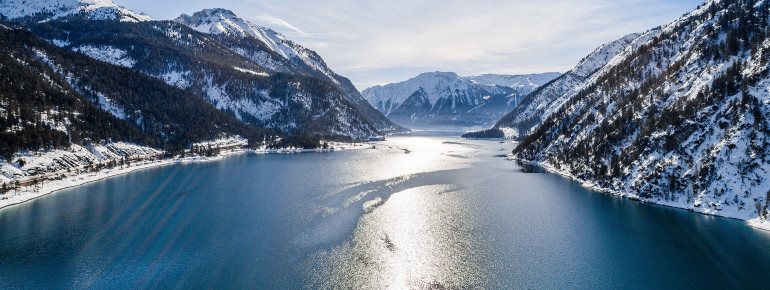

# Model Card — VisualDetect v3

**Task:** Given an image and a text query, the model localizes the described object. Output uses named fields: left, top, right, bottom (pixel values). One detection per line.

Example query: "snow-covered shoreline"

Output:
left=511, top=157, right=770, bottom=232
left=0, top=141, right=374, bottom=211
left=0, top=149, right=250, bottom=211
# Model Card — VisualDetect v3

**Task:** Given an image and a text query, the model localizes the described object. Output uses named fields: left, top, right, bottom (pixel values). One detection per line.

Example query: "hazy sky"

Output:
left=119, top=0, right=703, bottom=90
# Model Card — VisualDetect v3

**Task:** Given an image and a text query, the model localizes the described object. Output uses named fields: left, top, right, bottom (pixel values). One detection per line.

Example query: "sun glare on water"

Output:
left=303, top=137, right=493, bottom=288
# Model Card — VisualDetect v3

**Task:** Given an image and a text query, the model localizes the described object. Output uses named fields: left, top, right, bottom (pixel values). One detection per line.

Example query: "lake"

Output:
left=1, top=134, right=769, bottom=288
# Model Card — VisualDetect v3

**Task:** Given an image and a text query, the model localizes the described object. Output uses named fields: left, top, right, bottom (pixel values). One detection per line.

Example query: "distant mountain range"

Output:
left=362, top=72, right=559, bottom=127
left=471, top=0, right=770, bottom=223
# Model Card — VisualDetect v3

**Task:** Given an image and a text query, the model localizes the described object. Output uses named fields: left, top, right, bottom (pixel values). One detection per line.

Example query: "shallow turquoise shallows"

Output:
left=1, top=134, right=769, bottom=288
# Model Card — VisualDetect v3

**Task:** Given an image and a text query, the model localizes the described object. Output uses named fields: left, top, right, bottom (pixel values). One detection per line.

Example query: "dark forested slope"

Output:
left=0, top=27, right=272, bottom=159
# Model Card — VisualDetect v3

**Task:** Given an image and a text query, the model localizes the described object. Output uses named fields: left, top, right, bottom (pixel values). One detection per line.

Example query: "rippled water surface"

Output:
left=1, top=134, right=770, bottom=288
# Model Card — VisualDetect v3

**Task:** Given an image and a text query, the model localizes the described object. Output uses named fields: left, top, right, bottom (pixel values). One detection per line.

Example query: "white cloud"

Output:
left=254, top=13, right=312, bottom=37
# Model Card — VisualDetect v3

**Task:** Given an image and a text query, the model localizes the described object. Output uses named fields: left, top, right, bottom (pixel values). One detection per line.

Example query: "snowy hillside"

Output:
left=0, top=0, right=152, bottom=22
left=11, top=16, right=384, bottom=139
left=507, top=0, right=770, bottom=225
left=174, top=9, right=406, bottom=134
left=0, top=143, right=159, bottom=184
left=0, top=27, right=271, bottom=156
left=176, top=9, right=333, bottom=81
left=493, top=33, right=649, bottom=139
left=0, top=1, right=398, bottom=139
left=362, top=72, right=559, bottom=127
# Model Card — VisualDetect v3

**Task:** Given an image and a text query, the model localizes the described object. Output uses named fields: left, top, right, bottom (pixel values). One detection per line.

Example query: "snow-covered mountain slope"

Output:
left=0, top=142, right=159, bottom=184
left=509, top=0, right=770, bottom=224
left=493, top=33, right=650, bottom=139
left=0, top=0, right=152, bottom=22
left=175, top=9, right=329, bottom=79
left=362, top=72, right=559, bottom=127
left=174, top=9, right=406, bottom=134
left=0, top=27, right=270, bottom=158
left=20, top=18, right=381, bottom=139
left=1, top=1, right=395, bottom=139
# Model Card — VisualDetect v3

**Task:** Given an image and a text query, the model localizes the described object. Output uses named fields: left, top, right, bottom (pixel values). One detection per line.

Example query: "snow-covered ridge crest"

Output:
left=571, top=33, right=642, bottom=78
left=361, top=71, right=559, bottom=127
left=466, top=73, right=561, bottom=89
left=0, top=0, right=153, bottom=22
left=494, top=32, right=648, bottom=139
left=174, top=8, right=330, bottom=77
left=173, top=8, right=404, bottom=135
left=364, top=71, right=560, bottom=114
left=363, top=72, right=472, bottom=112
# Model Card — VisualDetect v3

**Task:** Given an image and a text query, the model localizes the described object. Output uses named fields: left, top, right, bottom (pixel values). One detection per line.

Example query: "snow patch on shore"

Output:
left=499, top=127, right=517, bottom=139
left=0, top=139, right=374, bottom=210
left=749, top=219, right=770, bottom=232
left=513, top=157, right=770, bottom=232
left=0, top=142, right=160, bottom=183
left=192, top=136, right=247, bottom=148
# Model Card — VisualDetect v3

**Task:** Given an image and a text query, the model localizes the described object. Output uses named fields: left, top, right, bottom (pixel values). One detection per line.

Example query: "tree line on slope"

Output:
left=512, top=0, right=770, bottom=202
left=25, top=20, right=380, bottom=138
left=0, top=27, right=339, bottom=161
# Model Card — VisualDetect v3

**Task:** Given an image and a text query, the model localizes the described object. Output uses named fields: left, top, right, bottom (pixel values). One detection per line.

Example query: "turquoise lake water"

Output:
left=1, top=135, right=769, bottom=288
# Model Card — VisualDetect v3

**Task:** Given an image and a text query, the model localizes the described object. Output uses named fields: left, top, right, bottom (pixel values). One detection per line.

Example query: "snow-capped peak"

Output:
left=175, top=9, right=245, bottom=37
left=363, top=71, right=560, bottom=114
left=175, top=9, right=336, bottom=84
left=363, top=72, right=471, bottom=111
left=361, top=71, right=561, bottom=127
left=173, top=8, right=402, bottom=135
left=176, top=9, right=297, bottom=61
left=466, top=73, right=561, bottom=88
left=0, top=0, right=152, bottom=22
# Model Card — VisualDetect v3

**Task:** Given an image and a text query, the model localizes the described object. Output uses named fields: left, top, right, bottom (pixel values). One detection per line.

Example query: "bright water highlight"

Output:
left=1, top=135, right=769, bottom=288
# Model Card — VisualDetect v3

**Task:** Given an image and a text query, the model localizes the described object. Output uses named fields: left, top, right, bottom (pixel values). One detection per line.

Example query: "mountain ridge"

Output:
left=491, top=32, right=649, bottom=139
left=0, top=0, right=152, bottom=22
left=3, top=4, right=388, bottom=139
left=0, top=26, right=272, bottom=156
left=174, top=8, right=407, bottom=134
left=362, top=71, right=559, bottom=127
